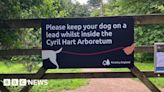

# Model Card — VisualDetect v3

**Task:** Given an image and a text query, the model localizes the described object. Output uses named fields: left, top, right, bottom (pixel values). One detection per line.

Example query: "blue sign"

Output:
left=42, top=16, right=134, bottom=69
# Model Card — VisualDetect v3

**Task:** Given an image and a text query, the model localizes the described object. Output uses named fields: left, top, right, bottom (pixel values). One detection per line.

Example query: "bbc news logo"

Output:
left=3, top=79, right=48, bottom=86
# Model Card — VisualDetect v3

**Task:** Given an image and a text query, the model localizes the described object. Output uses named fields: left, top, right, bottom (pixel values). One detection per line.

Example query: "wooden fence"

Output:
left=0, top=14, right=164, bottom=92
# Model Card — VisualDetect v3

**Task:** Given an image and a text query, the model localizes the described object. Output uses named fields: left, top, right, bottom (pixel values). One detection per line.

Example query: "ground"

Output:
left=65, top=69, right=164, bottom=92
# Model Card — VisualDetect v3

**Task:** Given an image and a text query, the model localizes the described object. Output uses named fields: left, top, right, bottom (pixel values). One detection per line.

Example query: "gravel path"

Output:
left=65, top=68, right=164, bottom=92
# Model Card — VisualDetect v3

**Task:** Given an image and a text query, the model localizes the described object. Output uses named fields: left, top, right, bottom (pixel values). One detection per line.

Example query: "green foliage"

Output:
left=7, top=79, right=88, bottom=92
left=89, top=0, right=164, bottom=62
left=15, top=28, right=41, bottom=49
left=30, top=0, right=68, bottom=18
left=0, top=0, right=43, bottom=49
left=0, top=61, right=88, bottom=92
left=0, top=0, right=91, bottom=76
left=59, top=0, right=90, bottom=17
left=0, top=29, right=20, bottom=49
left=0, top=0, right=71, bottom=71
left=105, top=0, right=164, bottom=15
left=135, top=53, right=153, bottom=63
left=90, top=8, right=102, bottom=16
left=68, top=3, right=90, bottom=17
left=0, top=0, right=91, bottom=49
left=11, top=56, right=41, bottom=72
left=100, top=0, right=164, bottom=62
left=30, top=79, right=88, bottom=92
left=0, top=61, right=26, bottom=73
left=135, top=25, right=164, bottom=45
left=87, top=0, right=102, bottom=8
left=112, top=61, right=164, bottom=88
left=136, top=62, right=164, bottom=88
left=0, top=0, right=68, bottom=49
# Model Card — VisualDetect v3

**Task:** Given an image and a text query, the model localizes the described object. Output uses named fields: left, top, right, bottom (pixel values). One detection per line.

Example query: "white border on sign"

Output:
left=154, top=43, right=164, bottom=73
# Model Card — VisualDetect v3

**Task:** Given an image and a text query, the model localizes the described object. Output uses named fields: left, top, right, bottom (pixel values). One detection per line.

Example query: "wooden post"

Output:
left=129, top=66, right=160, bottom=92
left=20, top=67, right=47, bottom=92
left=0, top=81, right=10, bottom=92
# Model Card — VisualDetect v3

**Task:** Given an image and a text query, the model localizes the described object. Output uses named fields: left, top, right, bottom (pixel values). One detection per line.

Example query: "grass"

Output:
left=0, top=60, right=88, bottom=92
left=31, top=69, right=88, bottom=92
left=111, top=61, right=164, bottom=88
left=30, top=79, right=88, bottom=92
left=0, top=62, right=26, bottom=73
left=2, top=59, right=164, bottom=91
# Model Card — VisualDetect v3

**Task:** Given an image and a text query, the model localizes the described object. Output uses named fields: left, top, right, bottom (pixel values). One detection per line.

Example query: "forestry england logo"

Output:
left=102, top=59, right=111, bottom=66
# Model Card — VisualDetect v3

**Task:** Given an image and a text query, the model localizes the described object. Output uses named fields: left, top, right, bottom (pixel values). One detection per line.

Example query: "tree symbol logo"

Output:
left=102, top=59, right=111, bottom=66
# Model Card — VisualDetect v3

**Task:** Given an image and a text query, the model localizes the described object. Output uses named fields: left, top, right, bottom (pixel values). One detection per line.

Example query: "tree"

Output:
left=87, top=0, right=102, bottom=8
left=59, top=0, right=90, bottom=17
left=105, top=0, right=164, bottom=15
left=0, top=0, right=43, bottom=49
left=102, top=0, right=164, bottom=61
left=0, top=0, right=69, bottom=72
left=69, top=2, right=90, bottom=17
left=103, top=0, right=164, bottom=45
left=87, top=0, right=106, bottom=16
